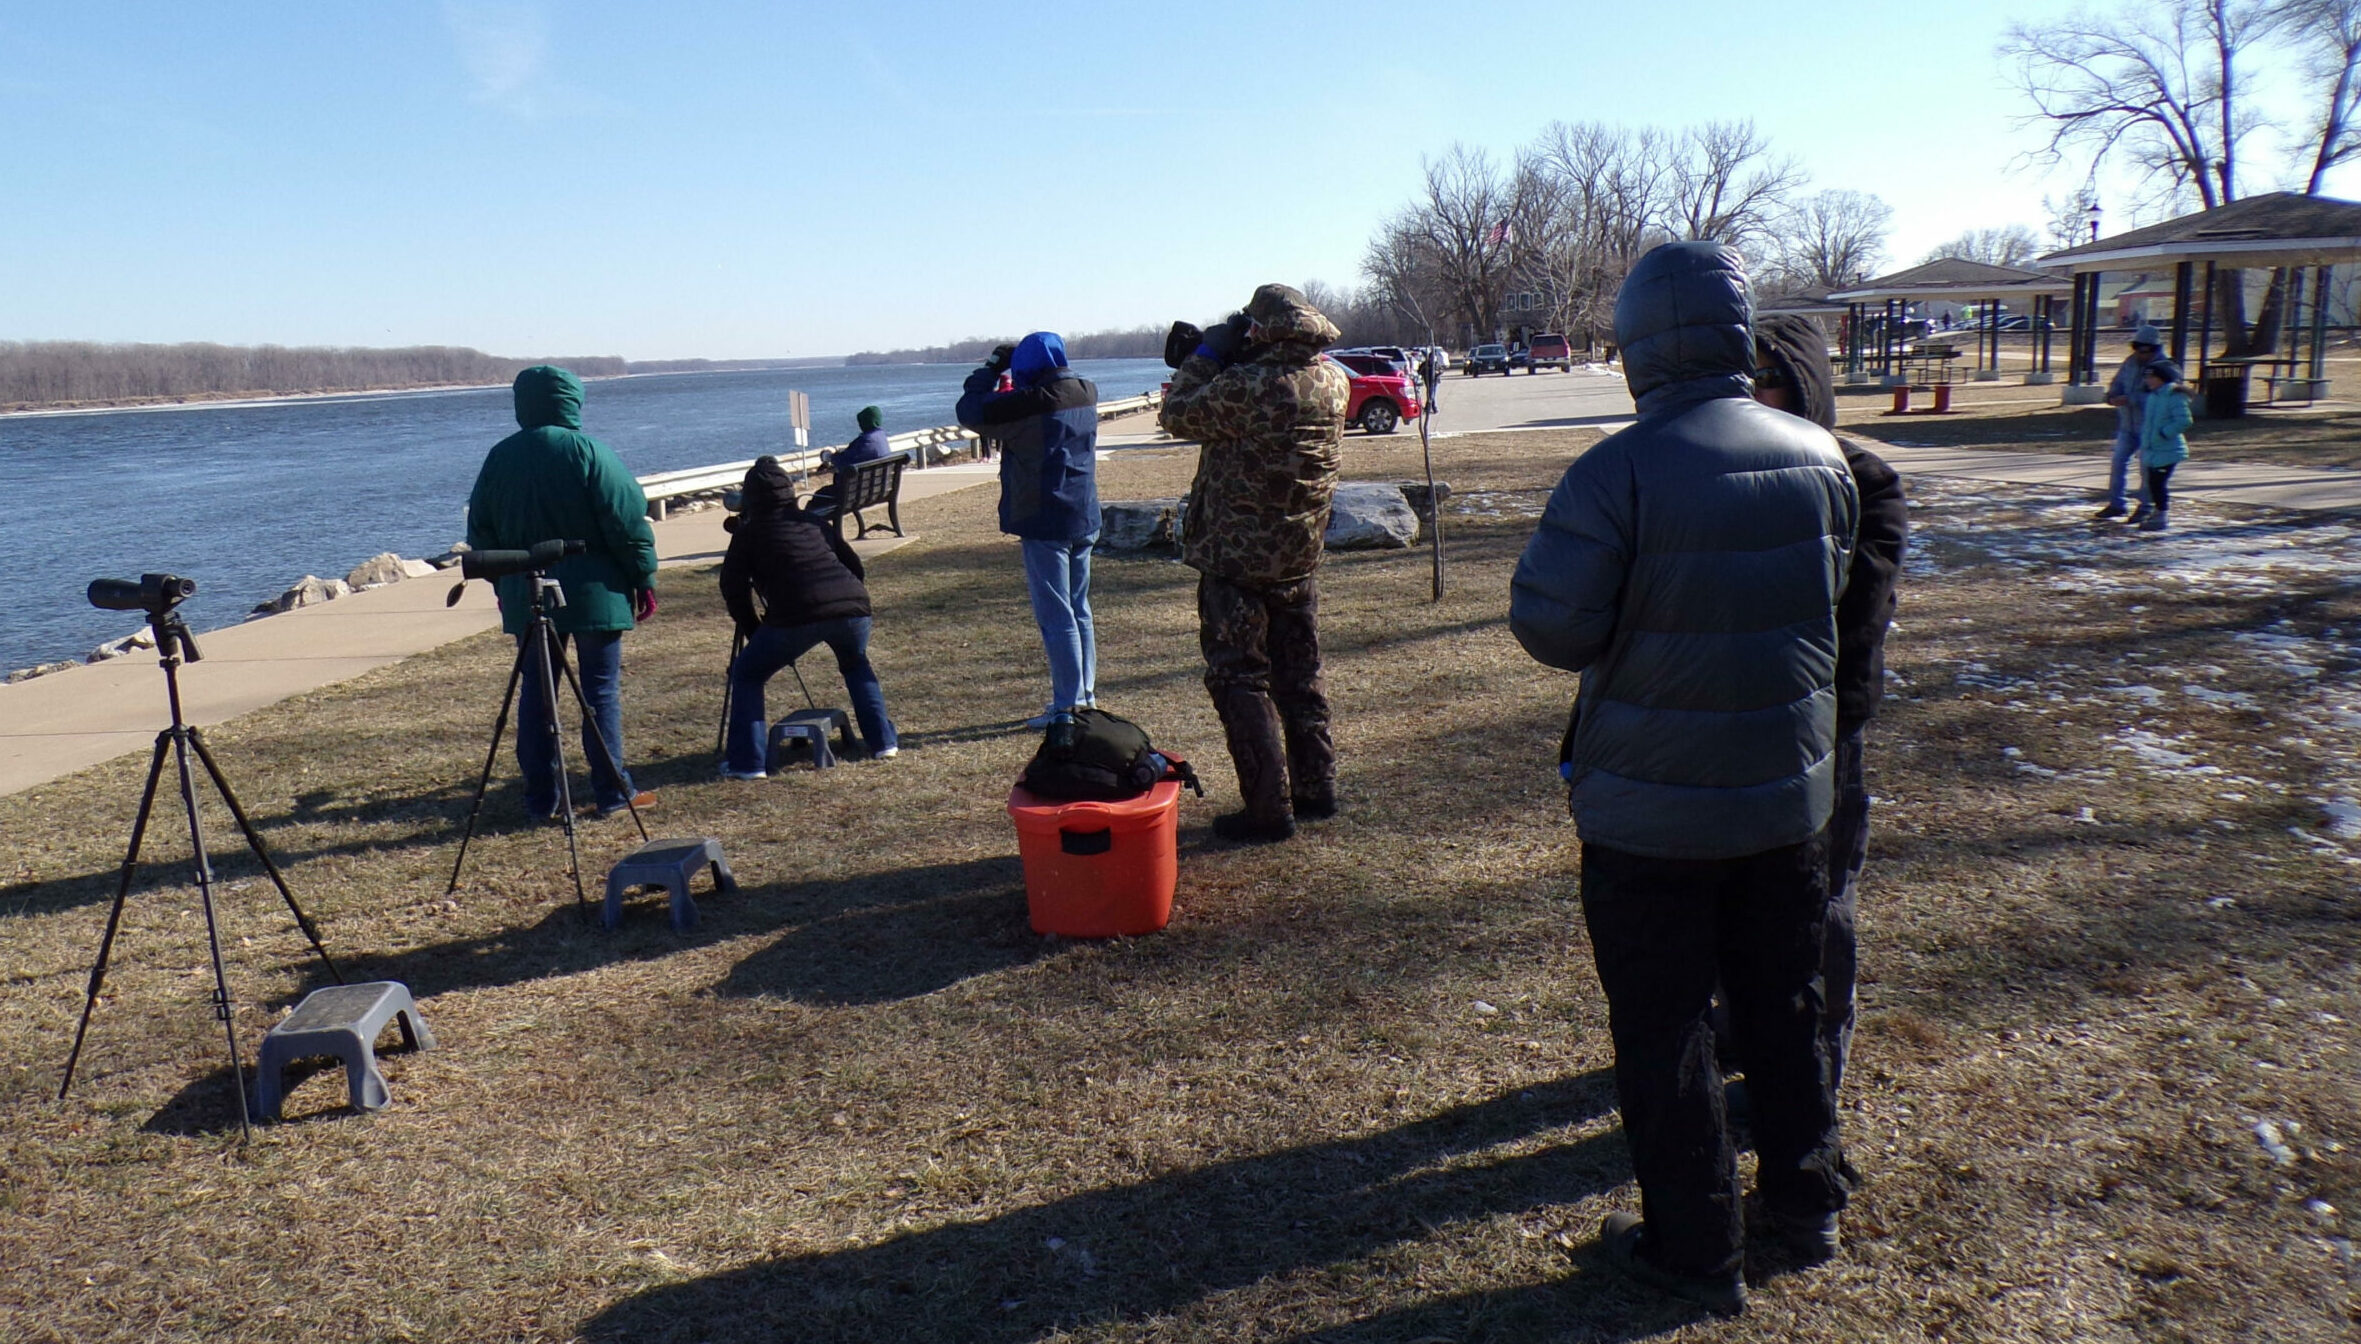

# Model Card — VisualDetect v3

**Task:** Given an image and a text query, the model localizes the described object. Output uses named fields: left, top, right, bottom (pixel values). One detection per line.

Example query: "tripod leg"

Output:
left=717, top=631, right=742, bottom=759
left=538, top=626, right=593, bottom=919
left=791, top=660, right=817, bottom=711
left=60, top=731, right=170, bottom=1101
left=561, top=646, right=649, bottom=842
left=187, top=728, right=343, bottom=985
left=167, top=726, right=254, bottom=1139
left=447, top=635, right=531, bottom=894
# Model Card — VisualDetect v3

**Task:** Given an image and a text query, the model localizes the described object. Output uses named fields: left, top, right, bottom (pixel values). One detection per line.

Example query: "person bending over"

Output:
left=1159, top=284, right=1350, bottom=843
left=956, top=333, right=1101, bottom=727
left=718, top=457, right=898, bottom=777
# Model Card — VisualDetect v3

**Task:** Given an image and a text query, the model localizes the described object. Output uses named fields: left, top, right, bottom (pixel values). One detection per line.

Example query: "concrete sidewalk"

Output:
left=0, top=461, right=1001, bottom=797
left=1860, top=440, right=2361, bottom=513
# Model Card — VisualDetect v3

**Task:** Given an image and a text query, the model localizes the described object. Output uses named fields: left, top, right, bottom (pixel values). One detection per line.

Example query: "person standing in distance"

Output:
left=467, top=365, right=660, bottom=819
left=1510, top=243, right=1858, bottom=1316
left=1159, top=284, right=1350, bottom=843
left=2095, top=324, right=2165, bottom=521
left=956, top=332, right=1101, bottom=727
left=1750, top=313, right=1909, bottom=1107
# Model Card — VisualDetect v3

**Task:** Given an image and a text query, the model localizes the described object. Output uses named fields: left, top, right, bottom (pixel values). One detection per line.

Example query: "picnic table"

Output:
left=1896, top=343, right=1962, bottom=385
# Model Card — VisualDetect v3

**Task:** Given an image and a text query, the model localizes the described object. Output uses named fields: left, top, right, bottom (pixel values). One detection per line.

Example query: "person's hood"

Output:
left=1615, top=242, right=1755, bottom=409
left=1012, top=332, right=1069, bottom=385
left=1753, top=312, right=1838, bottom=430
left=1244, top=283, right=1341, bottom=348
left=740, top=455, right=799, bottom=512
left=856, top=405, right=884, bottom=432
left=513, top=365, right=584, bottom=431
left=2145, top=360, right=2184, bottom=384
left=2131, top=322, right=2163, bottom=349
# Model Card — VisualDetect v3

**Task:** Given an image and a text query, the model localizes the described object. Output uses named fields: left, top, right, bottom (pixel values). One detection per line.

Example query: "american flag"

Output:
left=1486, top=219, right=1515, bottom=246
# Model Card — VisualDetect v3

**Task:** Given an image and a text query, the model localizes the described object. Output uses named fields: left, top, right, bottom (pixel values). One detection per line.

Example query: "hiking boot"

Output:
left=1291, top=791, right=1338, bottom=821
left=2138, top=509, right=2169, bottom=532
left=1747, top=1200, right=1841, bottom=1266
left=1212, top=810, right=1295, bottom=844
left=1599, top=1213, right=1746, bottom=1317
left=591, top=790, right=657, bottom=819
left=2091, top=503, right=2128, bottom=521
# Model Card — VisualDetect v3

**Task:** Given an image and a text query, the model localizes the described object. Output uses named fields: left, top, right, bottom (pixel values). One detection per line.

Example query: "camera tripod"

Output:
left=448, top=574, right=648, bottom=913
left=713, top=624, right=817, bottom=758
left=58, top=605, right=344, bottom=1140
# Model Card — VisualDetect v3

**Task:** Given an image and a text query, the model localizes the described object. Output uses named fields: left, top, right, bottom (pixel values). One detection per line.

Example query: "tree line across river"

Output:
left=0, top=341, right=632, bottom=411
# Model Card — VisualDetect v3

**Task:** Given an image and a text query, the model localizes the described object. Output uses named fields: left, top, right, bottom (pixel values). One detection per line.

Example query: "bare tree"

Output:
left=2284, top=0, right=2361, bottom=190
left=1669, top=120, right=1807, bottom=249
left=2040, top=191, right=2098, bottom=251
left=1772, top=190, right=1895, bottom=289
left=1921, top=224, right=2044, bottom=267
left=2004, top=0, right=2286, bottom=209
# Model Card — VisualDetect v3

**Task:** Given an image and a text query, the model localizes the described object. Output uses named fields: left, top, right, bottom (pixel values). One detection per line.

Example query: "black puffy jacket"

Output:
left=719, top=458, right=871, bottom=631
left=1510, top=243, right=1859, bottom=860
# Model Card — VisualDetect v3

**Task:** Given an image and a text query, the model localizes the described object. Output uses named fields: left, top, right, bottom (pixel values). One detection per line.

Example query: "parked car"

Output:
left=1996, top=315, right=2031, bottom=331
left=1524, top=333, right=1573, bottom=372
left=1463, top=342, right=1513, bottom=376
left=1323, top=356, right=1423, bottom=434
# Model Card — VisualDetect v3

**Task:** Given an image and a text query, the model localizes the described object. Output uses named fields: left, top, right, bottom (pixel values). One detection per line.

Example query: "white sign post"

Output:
left=789, top=390, right=810, bottom=451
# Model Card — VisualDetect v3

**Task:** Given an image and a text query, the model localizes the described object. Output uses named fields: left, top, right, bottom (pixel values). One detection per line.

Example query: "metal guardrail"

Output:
left=636, top=388, right=1164, bottom=519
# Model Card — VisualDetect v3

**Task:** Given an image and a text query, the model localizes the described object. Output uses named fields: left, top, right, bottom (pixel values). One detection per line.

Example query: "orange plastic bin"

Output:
left=1007, top=780, right=1182, bottom=937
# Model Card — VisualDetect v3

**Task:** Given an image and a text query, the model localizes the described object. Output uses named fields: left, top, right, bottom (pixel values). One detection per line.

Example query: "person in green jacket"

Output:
left=2135, top=361, right=2194, bottom=533
left=466, top=365, right=660, bottom=818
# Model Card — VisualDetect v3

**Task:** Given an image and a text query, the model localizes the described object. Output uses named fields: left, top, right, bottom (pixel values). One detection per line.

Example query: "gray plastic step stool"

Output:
left=252, top=981, right=435, bottom=1121
left=767, top=706, right=855, bottom=771
left=604, top=836, right=736, bottom=931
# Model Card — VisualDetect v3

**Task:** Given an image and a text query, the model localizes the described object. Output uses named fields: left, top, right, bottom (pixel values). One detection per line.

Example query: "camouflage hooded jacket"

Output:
left=1160, top=284, right=1350, bottom=586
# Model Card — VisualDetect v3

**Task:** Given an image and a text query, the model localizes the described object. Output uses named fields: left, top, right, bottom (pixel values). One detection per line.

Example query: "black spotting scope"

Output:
left=458, top=539, right=585, bottom=582
left=88, top=573, right=197, bottom=614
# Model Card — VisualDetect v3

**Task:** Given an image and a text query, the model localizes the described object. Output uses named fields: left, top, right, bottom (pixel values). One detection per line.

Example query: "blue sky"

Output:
left=3, top=2, right=2352, bottom=359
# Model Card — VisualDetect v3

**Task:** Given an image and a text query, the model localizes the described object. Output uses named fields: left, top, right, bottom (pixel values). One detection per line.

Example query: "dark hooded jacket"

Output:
left=1753, top=314, right=1908, bottom=733
left=955, top=331, right=1101, bottom=541
left=1160, top=284, right=1351, bottom=585
left=719, top=457, right=871, bottom=631
left=465, top=365, right=659, bottom=636
left=1510, top=244, right=1859, bottom=860
left=832, top=406, right=892, bottom=472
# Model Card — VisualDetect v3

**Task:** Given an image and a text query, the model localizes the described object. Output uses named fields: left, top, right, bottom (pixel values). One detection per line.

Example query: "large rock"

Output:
left=9, top=659, right=81, bottom=682
left=399, top=557, right=438, bottom=579
left=253, top=575, right=350, bottom=616
left=1099, top=498, right=1188, bottom=553
left=1324, top=483, right=1419, bottom=550
left=86, top=628, right=158, bottom=663
left=345, top=552, right=410, bottom=589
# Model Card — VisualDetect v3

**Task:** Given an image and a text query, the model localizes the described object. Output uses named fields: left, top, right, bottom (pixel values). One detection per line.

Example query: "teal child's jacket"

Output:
left=2139, top=383, right=2192, bottom=468
left=466, top=366, right=659, bottom=635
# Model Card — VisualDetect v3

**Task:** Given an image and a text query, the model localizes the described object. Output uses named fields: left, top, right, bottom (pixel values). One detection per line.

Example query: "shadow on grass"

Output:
left=307, top=854, right=1047, bottom=1006
left=576, top=1068, right=1681, bottom=1344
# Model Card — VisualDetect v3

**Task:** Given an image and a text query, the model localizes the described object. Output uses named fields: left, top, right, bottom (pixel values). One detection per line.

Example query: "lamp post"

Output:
left=2086, top=198, right=2103, bottom=242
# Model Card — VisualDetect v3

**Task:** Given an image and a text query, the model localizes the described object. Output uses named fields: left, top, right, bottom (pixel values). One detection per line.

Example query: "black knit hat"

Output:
left=740, top=455, right=798, bottom=512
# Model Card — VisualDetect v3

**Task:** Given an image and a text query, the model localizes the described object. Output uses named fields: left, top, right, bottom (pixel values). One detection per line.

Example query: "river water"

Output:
left=0, top=359, right=1171, bottom=674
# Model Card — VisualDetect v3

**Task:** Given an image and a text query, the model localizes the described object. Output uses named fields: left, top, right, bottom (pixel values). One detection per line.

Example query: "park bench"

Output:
left=822, top=450, right=912, bottom=541
left=1897, top=343, right=1962, bottom=385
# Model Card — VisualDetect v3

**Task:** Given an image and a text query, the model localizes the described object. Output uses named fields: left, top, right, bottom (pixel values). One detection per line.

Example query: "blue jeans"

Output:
left=2107, top=426, right=2150, bottom=510
left=1020, top=535, right=1097, bottom=712
left=726, top=618, right=896, bottom=773
left=517, top=628, right=632, bottom=815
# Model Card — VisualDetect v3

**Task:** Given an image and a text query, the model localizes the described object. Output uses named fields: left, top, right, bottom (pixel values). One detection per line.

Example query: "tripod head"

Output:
left=88, top=573, right=202, bottom=663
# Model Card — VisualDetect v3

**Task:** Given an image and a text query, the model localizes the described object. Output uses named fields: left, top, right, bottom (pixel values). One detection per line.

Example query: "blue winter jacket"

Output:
left=2140, top=383, right=2192, bottom=467
left=956, top=331, right=1102, bottom=541
left=1510, top=243, right=1860, bottom=860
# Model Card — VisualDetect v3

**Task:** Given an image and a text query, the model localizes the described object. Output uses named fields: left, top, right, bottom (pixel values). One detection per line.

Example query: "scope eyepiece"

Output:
left=88, top=573, right=197, bottom=614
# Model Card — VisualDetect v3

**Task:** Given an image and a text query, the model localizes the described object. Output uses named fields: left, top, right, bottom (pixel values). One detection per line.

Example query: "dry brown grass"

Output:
left=2, top=429, right=2357, bottom=1342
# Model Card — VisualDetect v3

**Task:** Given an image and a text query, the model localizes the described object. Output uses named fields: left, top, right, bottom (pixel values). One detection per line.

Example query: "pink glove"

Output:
left=635, top=589, right=658, bottom=621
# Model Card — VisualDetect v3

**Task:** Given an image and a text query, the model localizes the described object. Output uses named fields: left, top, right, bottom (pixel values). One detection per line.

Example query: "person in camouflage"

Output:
left=1159, top=283, right=1351, bottom=843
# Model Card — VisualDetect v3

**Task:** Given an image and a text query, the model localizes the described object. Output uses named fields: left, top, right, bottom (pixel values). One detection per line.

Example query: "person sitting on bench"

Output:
left=718, top=457, right=899, bottom=778
left=806, top=405, right=891, bottom=518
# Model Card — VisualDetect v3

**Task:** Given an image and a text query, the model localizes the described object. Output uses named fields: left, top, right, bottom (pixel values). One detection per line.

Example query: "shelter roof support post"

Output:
left=2285, top=268, right=2307, bottom=366
left=2067, top=274, right=2089, bottom=384
left=2199, top=261, right=2217, bottom=382
left=2311, top=265, right=2333, bottom=381
left=2036, top=295, right=2054, bottom=375
left=2171, top=262, right=2194, bottom=366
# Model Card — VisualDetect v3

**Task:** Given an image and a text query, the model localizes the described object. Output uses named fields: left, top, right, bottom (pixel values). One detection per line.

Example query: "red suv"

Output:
left=1524, top=333, right=1573, bottom=372
left=1324, top=355, right=1424, bottom=434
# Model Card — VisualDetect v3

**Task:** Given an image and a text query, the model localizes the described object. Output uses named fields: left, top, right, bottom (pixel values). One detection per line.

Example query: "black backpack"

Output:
left=1020, top=708, right=1203, bottom=802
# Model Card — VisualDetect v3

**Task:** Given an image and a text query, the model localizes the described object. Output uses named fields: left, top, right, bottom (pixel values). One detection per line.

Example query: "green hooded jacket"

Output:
left=465, top=366, right=659, bottom=636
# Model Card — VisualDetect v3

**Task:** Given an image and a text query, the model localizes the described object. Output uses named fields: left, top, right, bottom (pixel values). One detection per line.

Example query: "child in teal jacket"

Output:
left=2137, top=361, right=2193, bottom=531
